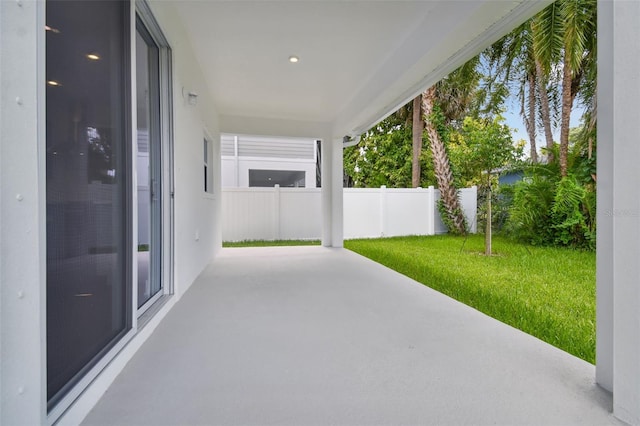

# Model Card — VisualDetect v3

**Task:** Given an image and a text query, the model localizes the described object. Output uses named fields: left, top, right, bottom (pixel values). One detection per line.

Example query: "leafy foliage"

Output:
left=532, top=0, right=597, bottom=176
left=552, top=176, right=594, bottom=248
left=505, top=174, right=557, bottom=246
left=504, top=127, right=596, bottom=250
left=454, top=116, right=522, bottom=252
left=343, top=113, right=435, bottom=188
left=460, top=116, right=521, bottom=181
left=344, top=0, right=598, bottom=248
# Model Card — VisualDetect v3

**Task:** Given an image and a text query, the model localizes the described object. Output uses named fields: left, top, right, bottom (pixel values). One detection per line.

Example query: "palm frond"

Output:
left=561, top=0, right=595, bottom=74
left=532, top=2, right=563, bottom=74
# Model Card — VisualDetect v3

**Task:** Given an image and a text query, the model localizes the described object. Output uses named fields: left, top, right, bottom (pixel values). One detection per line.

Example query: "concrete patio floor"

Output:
left=82, top=246, right=621, bottom=425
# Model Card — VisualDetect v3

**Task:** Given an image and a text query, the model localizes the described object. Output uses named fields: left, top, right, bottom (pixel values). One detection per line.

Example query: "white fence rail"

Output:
left=221, top=186, right=477, bottom=242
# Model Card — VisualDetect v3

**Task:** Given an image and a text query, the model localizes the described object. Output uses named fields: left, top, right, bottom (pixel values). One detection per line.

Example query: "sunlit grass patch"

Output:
left=223, top=239, right=321, bottom=248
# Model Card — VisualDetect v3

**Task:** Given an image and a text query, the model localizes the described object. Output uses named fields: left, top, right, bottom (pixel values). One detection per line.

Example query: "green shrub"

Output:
left=505, top=172, right=596, bottom=250
left=505, top=175, right=556, bottom=245
left=552, top=176, right=595, bottom=249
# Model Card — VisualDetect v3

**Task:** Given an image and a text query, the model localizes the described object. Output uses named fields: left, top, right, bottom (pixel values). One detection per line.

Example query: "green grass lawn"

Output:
left=223, top=239, right=321, bottom=248
left=345, top=234, right=596, bottom=363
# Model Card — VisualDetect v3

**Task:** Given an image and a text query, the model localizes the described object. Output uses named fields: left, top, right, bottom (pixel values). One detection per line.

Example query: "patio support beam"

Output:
left=595, top=0, right=613, bottom=395
left=321, top=137, right=344, bottom=247
left=321, top=137, right=333, bottom=246
left=331, top=138, right=344, bottom=247
left=598, top=1, right=640, bottom=424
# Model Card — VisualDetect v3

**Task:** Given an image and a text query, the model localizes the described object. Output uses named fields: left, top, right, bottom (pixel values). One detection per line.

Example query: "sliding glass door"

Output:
left=136, top=19, right=163, bottom=311
left=46, top=1, right=173, bottom=416
left=46, top=0, right=131, bottom=409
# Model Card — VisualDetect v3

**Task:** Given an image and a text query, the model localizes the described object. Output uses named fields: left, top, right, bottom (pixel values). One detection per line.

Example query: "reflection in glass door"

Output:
left=136, top=20, right=162, bottom=310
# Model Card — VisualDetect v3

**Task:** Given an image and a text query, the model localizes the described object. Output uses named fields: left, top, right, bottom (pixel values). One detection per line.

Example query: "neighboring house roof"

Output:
left=498, top=170, right=524, bottom=186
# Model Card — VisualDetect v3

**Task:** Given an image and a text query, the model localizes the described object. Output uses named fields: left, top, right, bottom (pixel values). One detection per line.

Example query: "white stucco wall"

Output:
left=0, top=2, right=47, bottom=424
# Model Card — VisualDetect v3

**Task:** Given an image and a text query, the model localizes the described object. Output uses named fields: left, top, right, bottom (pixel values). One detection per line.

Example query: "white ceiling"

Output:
left=173, top=1, right=552, bottom=139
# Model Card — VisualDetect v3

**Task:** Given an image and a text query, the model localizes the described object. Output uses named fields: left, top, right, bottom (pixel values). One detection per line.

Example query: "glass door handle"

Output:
left=150, top=179, right=157, bottom=201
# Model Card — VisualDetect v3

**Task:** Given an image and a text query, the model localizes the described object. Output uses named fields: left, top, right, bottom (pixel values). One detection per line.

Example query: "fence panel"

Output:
left=384, top=187, right=434, bottom=237
left=459, top=187, right=478, bottom=234
left=279, top=188, right=322, bottom=240
left=221, top=186, right=476, bottom=241
left=221, top=188, right=278, bottom=241
left=343, top=189, right=382, bottom=239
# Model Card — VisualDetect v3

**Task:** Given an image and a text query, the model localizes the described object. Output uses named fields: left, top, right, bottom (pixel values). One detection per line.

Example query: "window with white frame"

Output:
left=204, top=137, right=213, bottom=193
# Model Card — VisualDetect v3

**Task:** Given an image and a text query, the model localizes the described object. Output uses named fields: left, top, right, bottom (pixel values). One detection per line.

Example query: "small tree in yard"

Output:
left=462, top=116, right=521, bottom=255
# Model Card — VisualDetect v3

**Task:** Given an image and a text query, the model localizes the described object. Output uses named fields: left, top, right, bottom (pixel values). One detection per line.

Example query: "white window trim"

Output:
left=203, top=129, right=217, bottom=199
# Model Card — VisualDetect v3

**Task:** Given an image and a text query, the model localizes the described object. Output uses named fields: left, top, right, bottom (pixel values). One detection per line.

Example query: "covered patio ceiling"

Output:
left=174, top=0, right=552, bottom=139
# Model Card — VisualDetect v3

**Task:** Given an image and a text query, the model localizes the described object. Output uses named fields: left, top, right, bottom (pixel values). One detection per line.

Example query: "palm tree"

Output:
left=419, top=55, right=498, bottom=235
left=524, top=67, right=538, bottom=163
left=422, top=86, right=467, bottom=235
left=532, top=0, right=597, bottom=176
left=420, top=58, right=483, bottom=235
left=534, top=57, right=555, bottom=158
left=487, top=21, right=557, bottom=163
left=411, top=95, right=423, bottom=187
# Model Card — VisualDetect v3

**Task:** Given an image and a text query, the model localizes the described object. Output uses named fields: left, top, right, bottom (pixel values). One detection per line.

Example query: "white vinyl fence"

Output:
left=221, top=186, right=477, bottom=242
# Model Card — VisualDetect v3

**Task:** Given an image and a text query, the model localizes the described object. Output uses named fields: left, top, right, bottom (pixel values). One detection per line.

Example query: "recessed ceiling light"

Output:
left=86, top=53, right=100, bottom=61
left=45, top=25, right=60, bottom=33
left=288, top=55, right=299, bottom=63
left=47, top=80, right=61, bottom=87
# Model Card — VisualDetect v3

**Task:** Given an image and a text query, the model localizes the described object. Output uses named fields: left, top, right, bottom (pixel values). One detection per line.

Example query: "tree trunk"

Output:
left=525, top=71, right=538, bottom=163
left=411, top=95, right=423, bottom=188
left=535, top=59, right=554, bottom=160
left=559, top=51, right=573, bottom=177
left=485, top=187, right=492, bottom=256
left=422, top=87, right=467, bottom=235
